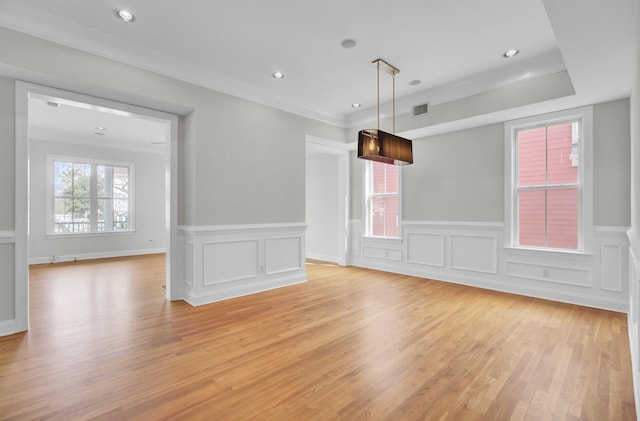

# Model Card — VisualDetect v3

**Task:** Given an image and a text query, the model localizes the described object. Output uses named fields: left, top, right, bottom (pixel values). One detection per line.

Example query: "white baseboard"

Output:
left=29, top=248, right=166, bottom=265
left=0, top=319, right=17, bottom=337
left=306, top=252, right=339, bottom=263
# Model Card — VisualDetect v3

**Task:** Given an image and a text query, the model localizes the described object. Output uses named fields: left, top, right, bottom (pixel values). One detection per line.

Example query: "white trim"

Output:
left=15, top=81, right=181, bottom=334
left=29, top=248, right=166, bottom=265
left=403, top=221, right=504, bottom=229
left=305, top=135, right=356, bottom=152
left=306, top=252, right=340, bottom=264
left=0, top=231, right=15, bottom=244
left=504, top=105, right=594, bottom=253
left=305, top=136, right=350, bottom=266
left=179, top=222, right=307, bottom=233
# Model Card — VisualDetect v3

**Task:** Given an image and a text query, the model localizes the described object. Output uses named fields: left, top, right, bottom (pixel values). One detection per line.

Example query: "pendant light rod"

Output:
left=372, top=59, right=400, bottom=133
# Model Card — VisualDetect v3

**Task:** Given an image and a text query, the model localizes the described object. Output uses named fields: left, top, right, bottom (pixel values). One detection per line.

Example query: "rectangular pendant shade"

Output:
left=358, top=129, right=413, bottom=165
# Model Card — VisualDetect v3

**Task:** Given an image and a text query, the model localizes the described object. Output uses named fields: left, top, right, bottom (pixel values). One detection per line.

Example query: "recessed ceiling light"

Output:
left=408, top=80, right=421, bottom=86
left=352, top=103, right=361, bottom=108
left=272, top=72, right=285, bottom=79
left=341, top=39, right=357, bottom=49
left=503, top=49, right=519, bottom=58
left=114, top=8, right=135, bottom=22
left=96, top=126, right=106, bottom=131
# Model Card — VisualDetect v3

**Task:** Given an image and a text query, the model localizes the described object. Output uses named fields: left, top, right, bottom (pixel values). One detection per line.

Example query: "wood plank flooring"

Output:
left=0, top=254, right=635, bottom=420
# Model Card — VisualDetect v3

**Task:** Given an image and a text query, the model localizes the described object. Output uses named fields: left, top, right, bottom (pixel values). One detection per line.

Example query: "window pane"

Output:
left=113, top=166, right=129, bottom=197
left=371, top=196, right=398, bottom=237
left=518, top=189, right=545, bottom=247
left=73, top=163, right=91, bottom=198
left=97, top=165, right=106, bottom=197
left=384, top=164, right=398, bottom=194
left=54, top=198, right=73, bottom=233
left=113, top=199, right=129, bottom=231
left=547, top=188, right=578, bottom=249
left=517, top=127, right=546, bottom=187
left=72, top=198, right=91, bottom=229
left=372, top=162, right=398, bottom=194
left=547, top=122, right=578, bottom=184
left=54, top=161, right=73, bottom=196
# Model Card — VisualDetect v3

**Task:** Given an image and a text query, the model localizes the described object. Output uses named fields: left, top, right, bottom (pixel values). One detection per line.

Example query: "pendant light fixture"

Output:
left=357, top=58, right=413, bottom=165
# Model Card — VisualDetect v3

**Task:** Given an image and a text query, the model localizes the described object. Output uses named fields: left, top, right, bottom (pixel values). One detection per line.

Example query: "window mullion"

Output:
left=90, top=164, right=97, bottom=233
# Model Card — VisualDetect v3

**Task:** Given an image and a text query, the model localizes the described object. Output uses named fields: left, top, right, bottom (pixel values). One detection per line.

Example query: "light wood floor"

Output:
left=0, top=254, right=635, bottom=420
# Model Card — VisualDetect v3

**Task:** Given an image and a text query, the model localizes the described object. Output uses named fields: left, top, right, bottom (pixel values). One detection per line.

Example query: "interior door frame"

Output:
left=305, top=135, right=354, bottom=266
left=14, top=81, right=180, bottom=332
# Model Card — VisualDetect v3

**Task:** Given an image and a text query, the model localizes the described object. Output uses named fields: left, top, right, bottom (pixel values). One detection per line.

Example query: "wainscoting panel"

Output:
left=180, top=223, right=307, bottom=306
left=505, top=260, right=591, bottom=287
left=265, top=236, right=303, bottom=275
left=407, top=233, right=445, bottom=267
left=203, top=240, right=259, bottom=286
left=449, top=234, right=497, bottom=274
left=601, top=244, right=623, bottom=292
left=350, top=221, right=629, bottom=312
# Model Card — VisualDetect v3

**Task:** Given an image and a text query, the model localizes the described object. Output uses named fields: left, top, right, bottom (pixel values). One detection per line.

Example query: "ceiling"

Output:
left=0, top=0, right=638, bottom=145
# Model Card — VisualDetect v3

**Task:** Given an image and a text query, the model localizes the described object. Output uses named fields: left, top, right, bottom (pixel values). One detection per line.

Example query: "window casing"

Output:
left=505, top=106, right=593, bottom=253
left=47, top=156, right=135, bottom=235
left=365, top=161, right=401, bottom=238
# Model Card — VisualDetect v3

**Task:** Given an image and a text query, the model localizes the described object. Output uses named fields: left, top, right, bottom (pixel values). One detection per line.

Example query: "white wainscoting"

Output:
left=179, top=223, right=307, bottom=306
left=350, top=220, right=629, bottom=312
left=627, top=229, right=640, bottom=420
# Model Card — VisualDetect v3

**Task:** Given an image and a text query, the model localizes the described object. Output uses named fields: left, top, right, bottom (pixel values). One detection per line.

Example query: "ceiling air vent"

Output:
left=413, top=103, right=429, bottom=116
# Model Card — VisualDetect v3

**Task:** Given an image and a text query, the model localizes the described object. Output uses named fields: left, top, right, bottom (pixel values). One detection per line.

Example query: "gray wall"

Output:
left=403, top=123, right=504, bottom=222
left=632, top=25, right=640, bottom=242
left=351, top=99, right=631, bottom=226
left=0, top=76, right=15, bottom=321
left=594, top=99, right=631, bottom=226
left=306, top=154, right=339, bottom=260
left=29, top=139, right=166, bottom=261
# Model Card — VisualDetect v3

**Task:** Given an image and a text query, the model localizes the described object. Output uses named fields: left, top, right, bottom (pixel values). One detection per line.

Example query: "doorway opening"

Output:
left=15, top=82, right=179, bottom=332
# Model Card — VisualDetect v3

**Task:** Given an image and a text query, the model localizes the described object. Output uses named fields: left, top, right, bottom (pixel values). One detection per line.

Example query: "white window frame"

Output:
left=504, top=106, right=593, bottom=254
left=363, top=160, right=403, bottom=239
left=47, top=155, right=136, bottom=236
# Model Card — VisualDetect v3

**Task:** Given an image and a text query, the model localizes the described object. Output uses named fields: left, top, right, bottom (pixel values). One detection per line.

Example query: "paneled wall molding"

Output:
left=350, top=220, right=630, bottom=312
left=179, top=223, right=307, bottom=306
left=0, top=231, right=15, bottom=244
left=626, top=227, right=640, bottom=417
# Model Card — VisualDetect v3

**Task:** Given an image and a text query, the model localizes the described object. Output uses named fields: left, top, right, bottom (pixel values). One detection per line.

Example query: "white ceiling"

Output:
left=1, top=0, right=638, bottom=146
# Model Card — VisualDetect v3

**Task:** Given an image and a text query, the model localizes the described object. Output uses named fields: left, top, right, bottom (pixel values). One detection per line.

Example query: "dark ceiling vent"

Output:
left=413, top=103, right=429, bottom=116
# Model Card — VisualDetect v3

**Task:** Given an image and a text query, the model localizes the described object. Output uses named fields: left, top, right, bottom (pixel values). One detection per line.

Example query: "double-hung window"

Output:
left=48, top=156, right=134, bottom=235
left=365, top=161, right=401, bottom=238
left=505, top=106, right=593, bottom=252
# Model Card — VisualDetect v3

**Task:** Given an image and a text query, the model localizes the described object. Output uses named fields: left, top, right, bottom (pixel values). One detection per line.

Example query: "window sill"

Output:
left=47, top=230, right=136, bottom=239
left=503, top=246, right=593, bottom=258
